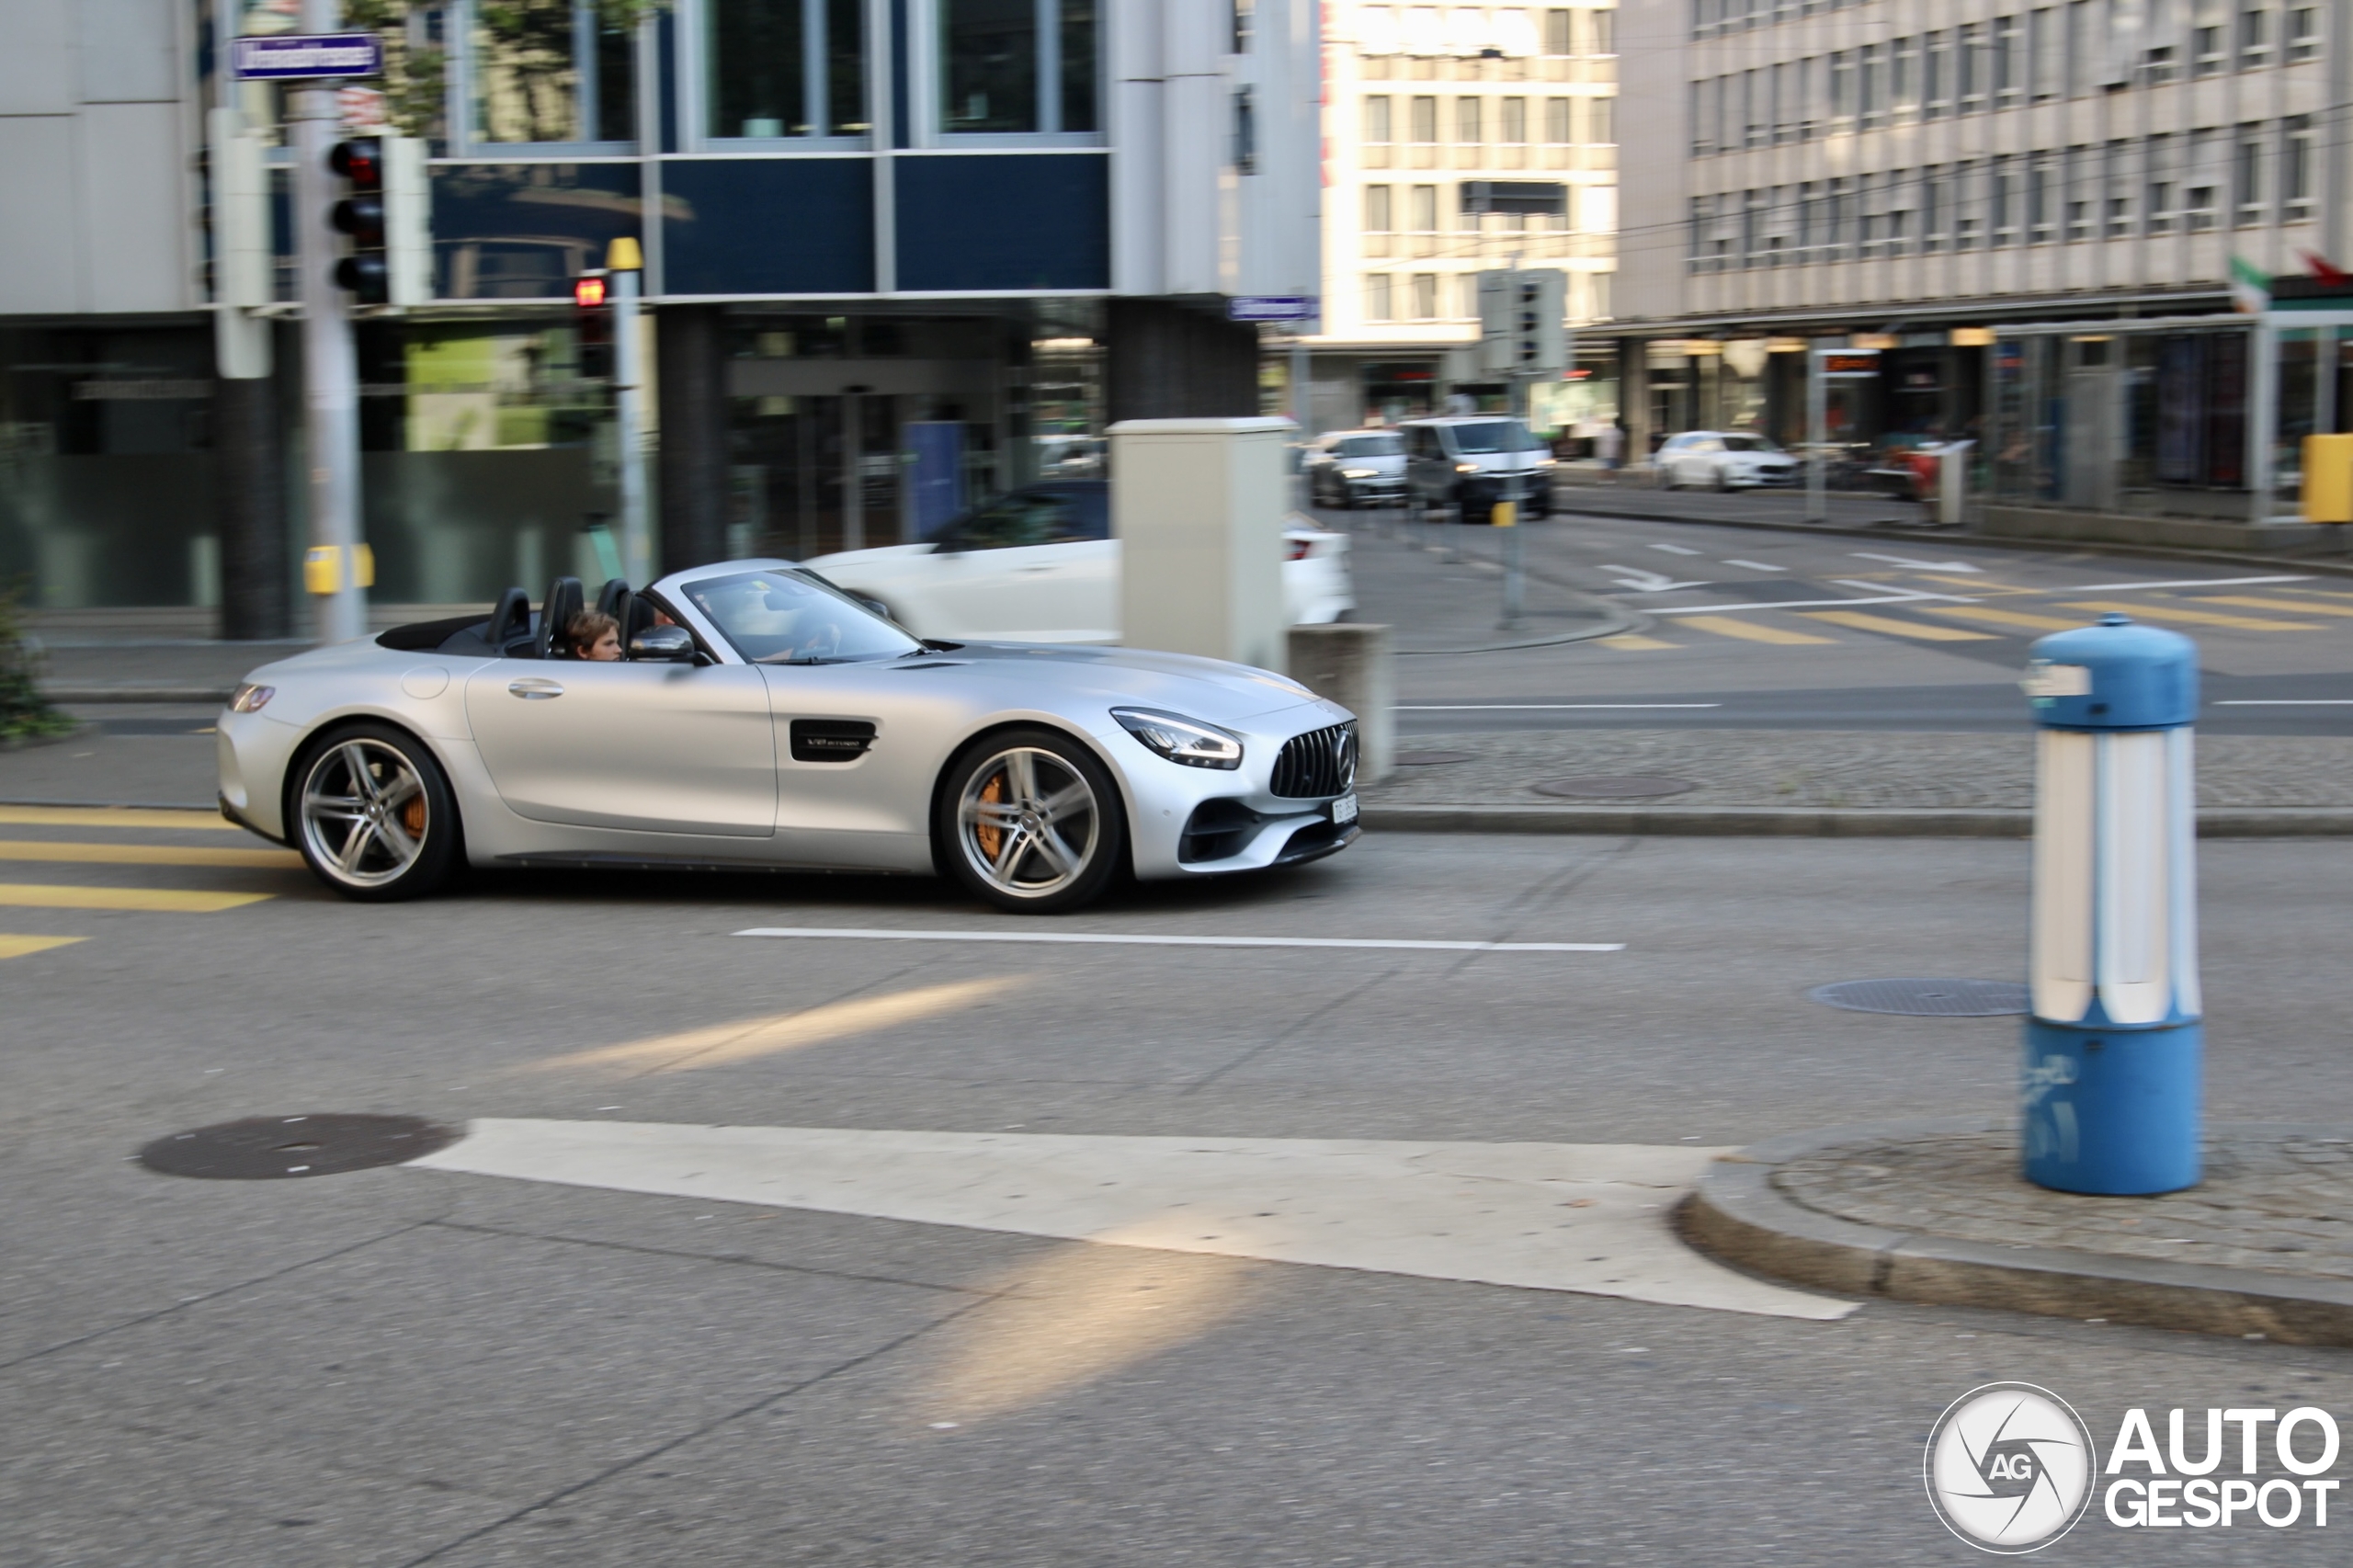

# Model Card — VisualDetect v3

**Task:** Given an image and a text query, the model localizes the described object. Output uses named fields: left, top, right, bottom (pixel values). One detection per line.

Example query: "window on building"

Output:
left=1830, top=50, right=1856, bottom=123
left=2105, top=141, right=2132, bottom=236
left=2284, top=114, right=2313, bottom=216
left=2029, top=9, right=2063, bottom=95
left=1995, top=16, right=2023, bottom=104
left=1409, top=183, right=1438, bottom=233
left=1359, top=6, right=1399, bottom=53
left=1689, top=81, right=1711, bottom=153
left=1589, top=10, right=1614, bottom=53
left=1590, top=97, right=1613, bottom=142
left=1921, top=165, right=1948, bottom=251
left=1889, top=36, right=1918, bottom=118
left=1366, top=274, right=1394, bottom=321
left=2028, top=153, right=2055, bottom=241
left=2185, top=129, right=2220, bottom=227
left=1771, top=60, right=1795, bottom=141
left=709, top=0, right=867, bottom=142
left=1367, top=95, right=1393, bottom=145
left=1923, top=31, right=1950, bottom=117
left=2288, top=6, right=2319, bottom=58
left=2237, top=6, right=2270, bottom=66
left=1957, top=23, right=1986, bottom=111
left=1501, top=97, right=1529, bottom=143
left=1746, top=67, right=1767, bottom=146
left=2066, top=0, right=2094, bottom=92
left=1590, top=271, right=1612, bottom=319
left=1956, top=161, right=1982, bottom=246
left=1365, top=185, right=1394, bottom=237
left=1551, top=95, right=1576, bottom=145
left=1456, top=97, right=1483, bottom=144
left=2145, top=134, right=2175, bottom=232
left=1410, top=95, right=1438, bottom=144
left=2235, top=122, right=2266, bottom=221
left=1545, top=7, right=1574, bottom=52
left=1410, top=273, right=1438, bottom=319
left=940, top=0, right=1097, bottom=133
left=2064, top=145, right=2092, bottom=239
left=472, top=0, right=636, bottom=146
left=2192, top=0, right=2227, bottom=72
left=1989, top=156, right=2018, bottom=244
left=1859, top=44, right=1884, bottom=128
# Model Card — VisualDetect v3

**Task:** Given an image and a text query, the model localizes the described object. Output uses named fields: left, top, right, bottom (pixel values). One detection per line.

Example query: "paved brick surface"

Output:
left=1365, top=730, right=2353, bottom=810
left=1776, top=1128, right=2353, bottom=1281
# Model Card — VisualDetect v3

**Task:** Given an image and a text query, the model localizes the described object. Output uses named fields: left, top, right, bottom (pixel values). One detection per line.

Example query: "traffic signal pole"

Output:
left=291, top=0, right=365, bottom=644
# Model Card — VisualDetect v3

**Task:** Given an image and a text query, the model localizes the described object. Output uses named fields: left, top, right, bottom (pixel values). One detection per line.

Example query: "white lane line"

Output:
left=1398, top=702, right=1721, bottom=711
left=1826, top=579, right=1976, bottom=602
left=1721, top=559, right=1786, bottom=572
left=2055, top=574, right=2313, bottom=593
left=2214, top=699, right=2353, bottom=706
left=733, top=927, right=1625, bottom=953
left=414, top=1122, right=1855, bottom=1321
left=1654, top=593, right=1979, bottom=614
left=1851, top=552, right=1983, bottom=572
left=1647, top=541, right=1704, bottom=555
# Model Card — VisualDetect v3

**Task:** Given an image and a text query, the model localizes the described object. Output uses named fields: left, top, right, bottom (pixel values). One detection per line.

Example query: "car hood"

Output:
left=920, top=642, right=1347, bottom=725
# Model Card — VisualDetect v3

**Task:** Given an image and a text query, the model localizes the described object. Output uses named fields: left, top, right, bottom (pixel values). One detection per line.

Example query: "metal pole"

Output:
left=845, top=392, right=864, bottom=551
left=608, top=243, right=651, bottom=584
left=2249, top=315, right=2279, bottom=524
left=1806, top=347, right=1827, bottom=524
left=292, top=0, right=364, bottom=644
left=1290, top=330, right=1311, bottom=511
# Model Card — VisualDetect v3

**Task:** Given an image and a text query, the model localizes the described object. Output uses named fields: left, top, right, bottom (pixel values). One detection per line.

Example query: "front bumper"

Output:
left=1116, top=705, right=1361, bottom=880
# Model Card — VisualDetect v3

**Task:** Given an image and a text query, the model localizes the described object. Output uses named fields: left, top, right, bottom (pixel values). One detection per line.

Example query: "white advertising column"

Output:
left=1108, top=417, right=1295, bottom=673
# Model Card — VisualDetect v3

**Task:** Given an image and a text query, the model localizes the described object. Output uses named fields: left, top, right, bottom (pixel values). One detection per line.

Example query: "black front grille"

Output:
left=1271, top=722, right=1358, bottom=799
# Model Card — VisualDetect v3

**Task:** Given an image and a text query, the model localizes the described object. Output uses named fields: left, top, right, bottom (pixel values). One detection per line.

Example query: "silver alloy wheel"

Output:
left=299, top=737, right=430, bottom=889
left=955, top=745, right=1099, bottom=900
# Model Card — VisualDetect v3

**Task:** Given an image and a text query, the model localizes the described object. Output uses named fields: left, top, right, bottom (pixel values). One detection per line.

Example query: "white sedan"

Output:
left=808, top=481, right=1353, bottom=644
left=1654, top=431, right=1800, bottom=491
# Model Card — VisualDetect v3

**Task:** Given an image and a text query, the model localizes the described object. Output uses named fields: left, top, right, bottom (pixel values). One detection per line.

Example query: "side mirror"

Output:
left=629, top=624, right=698, bottom=663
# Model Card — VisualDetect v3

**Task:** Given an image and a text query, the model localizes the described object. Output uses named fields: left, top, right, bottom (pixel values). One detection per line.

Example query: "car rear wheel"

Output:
left=938, top=728, right=1126, bottom=914
left=290, top=723, right=463, bottom=902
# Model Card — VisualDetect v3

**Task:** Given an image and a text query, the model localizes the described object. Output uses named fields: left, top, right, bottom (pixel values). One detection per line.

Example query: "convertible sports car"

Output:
left=215, top=562, right=1360, bottom=913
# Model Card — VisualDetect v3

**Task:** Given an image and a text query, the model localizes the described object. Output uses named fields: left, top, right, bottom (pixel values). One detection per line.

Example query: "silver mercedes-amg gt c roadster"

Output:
left=215, top=562, right=1360, bottom=913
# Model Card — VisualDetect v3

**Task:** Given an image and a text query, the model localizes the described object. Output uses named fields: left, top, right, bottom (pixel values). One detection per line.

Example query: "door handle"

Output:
left=508, top=678, right=563, bottom=699
left=1017, top=565, right=1056, bottom=574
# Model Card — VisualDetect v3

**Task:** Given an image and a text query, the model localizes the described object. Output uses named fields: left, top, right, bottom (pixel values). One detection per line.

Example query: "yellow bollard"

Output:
left=302, top=544, right=376, bottom=593
left=1490, top=500, right=1516, bottom=528
left=2302, top=433, right=2353, bottom=523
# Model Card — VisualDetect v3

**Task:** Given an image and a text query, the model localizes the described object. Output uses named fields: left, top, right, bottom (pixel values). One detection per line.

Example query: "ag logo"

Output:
left=1925, top=1383, right=2095, bottom=1553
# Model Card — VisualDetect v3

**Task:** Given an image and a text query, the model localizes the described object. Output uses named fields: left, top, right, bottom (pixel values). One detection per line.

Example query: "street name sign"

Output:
left=1229, top=296, right=1320, bottom=322
left=231, top=33, right=384, bottom=80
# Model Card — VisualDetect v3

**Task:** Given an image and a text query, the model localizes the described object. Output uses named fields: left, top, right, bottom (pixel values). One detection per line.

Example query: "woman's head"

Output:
left=567, top=610, right=620, bottom=661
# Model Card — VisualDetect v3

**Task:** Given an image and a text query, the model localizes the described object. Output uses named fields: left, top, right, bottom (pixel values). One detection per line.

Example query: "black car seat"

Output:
left=537, top=576, right=585, bottom=660
left=593, top=577, right=632, bottom=644
left=484, top=586, right=532, bottom=653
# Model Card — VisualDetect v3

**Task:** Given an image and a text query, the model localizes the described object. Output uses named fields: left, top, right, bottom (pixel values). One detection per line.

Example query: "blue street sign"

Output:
left=1228, top=295, right=1320, bottom=323
left=230, top=32, right=384, bottom=80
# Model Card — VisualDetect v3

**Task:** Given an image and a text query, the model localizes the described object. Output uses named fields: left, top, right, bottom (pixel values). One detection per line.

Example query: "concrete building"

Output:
left=1302, top=0, right=1621, bottom=439
left=1614, top=0, right=2347, bottom=542
left=0, top=0, right=1317, bottom=633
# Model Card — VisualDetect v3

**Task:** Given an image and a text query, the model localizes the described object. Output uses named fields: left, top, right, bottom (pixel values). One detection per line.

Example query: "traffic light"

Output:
left=1475, top=267, right=1567, bottom=375
left=327, top=134, right=430, bottom=308
left=575, top=272, right=613, bottom=380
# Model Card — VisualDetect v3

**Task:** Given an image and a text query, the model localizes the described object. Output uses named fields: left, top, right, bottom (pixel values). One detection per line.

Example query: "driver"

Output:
left=566, top=610, right=622, bottom=662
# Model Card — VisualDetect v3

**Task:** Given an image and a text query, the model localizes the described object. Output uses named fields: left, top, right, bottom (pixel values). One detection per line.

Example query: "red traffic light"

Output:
left=574, top=276, right=608, bottom=309
left=328, top=137, right=382, bottom=188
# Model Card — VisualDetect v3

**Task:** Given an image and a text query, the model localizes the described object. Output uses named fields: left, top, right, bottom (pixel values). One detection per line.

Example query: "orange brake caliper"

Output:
left=976, top=771, right=1004, bottom=860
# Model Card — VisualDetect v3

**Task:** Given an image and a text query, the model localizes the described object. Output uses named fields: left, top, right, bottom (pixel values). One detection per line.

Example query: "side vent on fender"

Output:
left=790, top=719, right=877, bottom=762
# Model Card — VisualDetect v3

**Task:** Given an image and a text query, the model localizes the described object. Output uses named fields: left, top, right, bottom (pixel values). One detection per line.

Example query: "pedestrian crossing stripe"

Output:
left=2192, top=595, right=2353, bottom=619
left=1670, top=616, right=1837, bottom=646
left=1597, top=633, right=1681, bottom=651
left=1797, top=610, right=1996, bottom=641
left=0, top=806, right=242, bottom=831
left=0, top=934, right=84, bottom=960
left=0, top=883, right=271, bottom=913
left=2063, top=600, right=2322, bottom=631
left=0, top=839, right=301, bottom=869
left=1918, top=605, right=2087, bottom=632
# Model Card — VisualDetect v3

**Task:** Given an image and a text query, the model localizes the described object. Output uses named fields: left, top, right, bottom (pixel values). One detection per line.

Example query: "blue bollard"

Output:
left=2019, top=613, right=2202, bottom=1196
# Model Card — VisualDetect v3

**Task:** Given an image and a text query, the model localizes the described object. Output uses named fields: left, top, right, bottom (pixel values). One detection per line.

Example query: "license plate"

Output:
left=1330, top=794, right=1358, bottom=825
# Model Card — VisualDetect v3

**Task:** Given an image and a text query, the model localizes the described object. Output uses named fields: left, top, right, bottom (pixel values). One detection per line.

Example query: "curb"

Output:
left=1358, top=805, right=2353, bottom=836
left=0, top=722, right=97, bottom=754
left=1680, top=1119, right=2353, bottom=1347
left=40, top=687, right=234, bottom=704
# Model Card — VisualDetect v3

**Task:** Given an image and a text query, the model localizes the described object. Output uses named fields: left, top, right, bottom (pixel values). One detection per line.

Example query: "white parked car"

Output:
left=1654, top=431, right=1800, bottom=491
left=1304, top=429, right=1409, bottom=508
left=808, top=481, right=1352, bottom=644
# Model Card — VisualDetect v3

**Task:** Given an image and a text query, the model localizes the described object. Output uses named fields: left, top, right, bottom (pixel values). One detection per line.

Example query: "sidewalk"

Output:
left=1686, top=1119, right=2353, bottom=1346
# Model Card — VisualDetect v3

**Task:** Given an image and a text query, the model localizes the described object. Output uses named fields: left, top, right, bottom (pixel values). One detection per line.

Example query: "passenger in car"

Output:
left=567, top=610, right=622, bottom=662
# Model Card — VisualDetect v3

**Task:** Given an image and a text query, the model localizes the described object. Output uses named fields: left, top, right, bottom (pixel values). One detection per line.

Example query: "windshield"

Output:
left=1721, top=435, right=1782, bottom=452
left=1447, top=421, right=1539, bottom=454
left=1335, top=434, right=1404, bottom=458
left=682, top=569, right=924, bottom=665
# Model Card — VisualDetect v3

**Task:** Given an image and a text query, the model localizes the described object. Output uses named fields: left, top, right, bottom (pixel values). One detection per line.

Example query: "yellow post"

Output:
left=1490, top=500, right=1517, bottom=528
left=2302, top=433, right=2353, bottom=522
left=302, top=545, right=341, bottom=595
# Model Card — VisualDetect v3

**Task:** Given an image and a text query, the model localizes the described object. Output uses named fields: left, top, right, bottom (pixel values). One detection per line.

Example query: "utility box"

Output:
left=1110, top=416, right=1294, bottom=673
left=2303, top=433, right=2353, bottom=523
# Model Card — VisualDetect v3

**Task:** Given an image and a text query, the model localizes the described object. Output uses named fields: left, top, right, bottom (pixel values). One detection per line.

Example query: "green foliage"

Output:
left=0, top=589, right=72, bottom=743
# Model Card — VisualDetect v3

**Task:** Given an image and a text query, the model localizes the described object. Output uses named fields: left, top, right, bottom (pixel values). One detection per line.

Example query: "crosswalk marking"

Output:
left=1918, top=604, right=2087, bottom=632
left=0, top=935, right=85, bottom=960
left=1797, top=610, right=1995, bottom=641
left=2192, top=595, right=2353, bottom=619
left=1720, top=560, right=1784, bottom=572
left=0, top=839, right=301, bottom=869
left=1597, top=633, right=1682, bottom=651
left=0, top=806, right=241, bottom=831
left=0, top=883, right=271, bottom=913
left=1673, top=615, right=1837, bottom=646
left=2063, top=599, right=2322, bottom=631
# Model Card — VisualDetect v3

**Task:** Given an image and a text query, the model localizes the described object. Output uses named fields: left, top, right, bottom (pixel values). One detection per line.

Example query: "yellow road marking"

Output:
left=528, top=977, right=1019, bottom=1075
left=1597, top=634, right=1681, bottom=651
left=1920, top=574, right=2028, bottom=590
left=0, top=806, right=242, bottom=831
left=0, top=840, right=301, bottom=869
left=1674, top=616, right=1837, bottom=646
left=0, top=934, right=85, bottom=960
left=1920, top=604, right=2088, bottom=632
left=2192, top=595, right=2353, bottom=618
left=0, top=883, right=271, bottom=913
left=1798, top=610, right=1995, bottom=641
left=2064, top=600, right=2321, bottom=631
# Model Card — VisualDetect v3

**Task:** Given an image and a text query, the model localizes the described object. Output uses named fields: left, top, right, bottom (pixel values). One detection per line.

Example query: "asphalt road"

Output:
left=1324, top=497, right=2353, bottom=735
left=7, top=818, right=2353, bottom=1563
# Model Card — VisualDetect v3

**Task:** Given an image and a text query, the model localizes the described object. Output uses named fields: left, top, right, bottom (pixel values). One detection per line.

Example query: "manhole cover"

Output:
left=138, top=1114, right=456, bottom=1180
left=1531, top=775, right=1699, bottom=800
left=1396, top=750, right=1477, bottom=766
left=1808, top=979, right=2030, bottom=1017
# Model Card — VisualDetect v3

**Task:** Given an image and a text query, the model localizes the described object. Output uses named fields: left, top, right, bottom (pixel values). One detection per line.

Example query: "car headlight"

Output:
left=1111, top=708, right=1244, bottom=770
left=228, top=683, right=275, bottom=713
left=1454, top=461, right=1481, bottom=474
left=1341, top=468, right=1378, bottom=480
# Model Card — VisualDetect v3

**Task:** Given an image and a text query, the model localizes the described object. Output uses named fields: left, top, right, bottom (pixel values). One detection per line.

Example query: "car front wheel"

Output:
left=938, top=728, right=1126, bottom=914
left=290, top=722, right=463, bottom=901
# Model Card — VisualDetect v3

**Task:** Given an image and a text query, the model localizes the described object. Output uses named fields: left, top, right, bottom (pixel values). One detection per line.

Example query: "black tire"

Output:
left=936, top=726, right=1127, bottom=914
left=288, top=722, right=464, bottom=902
